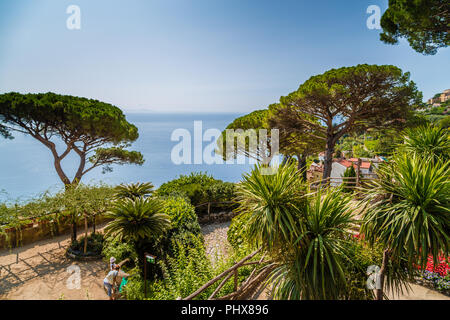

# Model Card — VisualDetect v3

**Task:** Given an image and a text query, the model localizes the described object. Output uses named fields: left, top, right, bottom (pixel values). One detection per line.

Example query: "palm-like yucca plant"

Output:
left=268, top=188, right=357, bottom=300
left=105, top=197, right=170, bottom=242
left=105, top=197, right=170, bottom=272
left=236, top=163, right=306, bottom=252
left=114, top=182, right=154, bottom=200
left=402, top=125, right=450, bottom=162
left=361, top=153, right=450, bottom=299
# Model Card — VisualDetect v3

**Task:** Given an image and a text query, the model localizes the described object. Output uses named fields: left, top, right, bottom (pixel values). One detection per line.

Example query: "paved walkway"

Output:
left=1, top=221, right=448, bottom=300
left=0, top=226, right=109, bottom=300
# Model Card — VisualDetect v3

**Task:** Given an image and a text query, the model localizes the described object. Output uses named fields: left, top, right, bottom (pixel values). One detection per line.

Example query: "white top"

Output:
left=104, top=270, right=119, bottom=285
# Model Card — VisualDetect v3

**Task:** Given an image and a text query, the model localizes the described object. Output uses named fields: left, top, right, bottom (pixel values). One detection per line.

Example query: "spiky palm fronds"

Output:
left=361, top=153, right=450, bottom=272
left=114, top=182, right=154, bottom=200
left=105, top=197, right=170, bottom=242
left=402, top=125, right=450, bottom=162
left=236, top=163, right=307, bottom=252
left=268, top=188, right=357, bottom=300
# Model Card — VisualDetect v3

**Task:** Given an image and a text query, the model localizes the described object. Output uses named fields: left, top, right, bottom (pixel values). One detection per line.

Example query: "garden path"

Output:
left=1, top=221, right=447, bottom=300
left=0, top=224, right=109, bottom=300
left=201, top=221, right=232, bottom=266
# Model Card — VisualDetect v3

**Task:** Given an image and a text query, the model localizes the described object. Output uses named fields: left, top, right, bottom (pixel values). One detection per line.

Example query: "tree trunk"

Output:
left=297, top=154, right=307, bottom=181
left=71, top=222, right=77, bottom=243
left=322, top=141, right=334, bottom=180
left=376, top=249, right=390, bottom=300
left=135, top=240, right=146, bottom=277
left=356, top=158, right=361, bottom=187
left=71, top=146, right=87, bottom=185
left=92, top=215, right=96, bottom=235
left=83, top=215, right=88, bottom=254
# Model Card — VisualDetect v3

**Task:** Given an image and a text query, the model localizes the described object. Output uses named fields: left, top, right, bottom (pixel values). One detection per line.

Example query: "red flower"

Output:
left=417, top=254, right=450, bottom=276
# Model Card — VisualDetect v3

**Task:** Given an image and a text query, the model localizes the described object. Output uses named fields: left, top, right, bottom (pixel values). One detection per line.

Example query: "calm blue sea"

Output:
left=0, top=113, right=253, bottom=202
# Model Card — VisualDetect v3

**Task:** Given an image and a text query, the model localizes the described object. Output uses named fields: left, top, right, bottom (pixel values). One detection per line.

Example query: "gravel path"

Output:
left=201, top=221, right=232, bottom=266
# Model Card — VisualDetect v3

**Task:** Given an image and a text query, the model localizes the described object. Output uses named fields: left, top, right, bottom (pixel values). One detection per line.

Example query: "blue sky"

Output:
left=0, top=0, right=449, bottom=113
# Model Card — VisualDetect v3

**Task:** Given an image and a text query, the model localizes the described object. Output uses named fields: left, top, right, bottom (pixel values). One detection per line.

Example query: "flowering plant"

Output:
left=416, top=254, right=450, bottom=294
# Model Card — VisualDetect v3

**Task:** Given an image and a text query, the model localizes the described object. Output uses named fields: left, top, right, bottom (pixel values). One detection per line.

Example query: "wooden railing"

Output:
left=194, top=201, right=236, bottom=217
left=309, top=175, right=377, bottom=190
left=181, top=249, right=271, bottom=300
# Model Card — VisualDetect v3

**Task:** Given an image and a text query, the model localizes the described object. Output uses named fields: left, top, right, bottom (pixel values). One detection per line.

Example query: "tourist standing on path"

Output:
left=103, top=265, right=120, bottom=300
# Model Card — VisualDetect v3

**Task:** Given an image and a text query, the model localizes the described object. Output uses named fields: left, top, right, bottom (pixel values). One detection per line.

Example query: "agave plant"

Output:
left=402, top=125, right=449, bottom=162
left=114, top=182, right=154, bottom=200
left=361, top=152, right=450, bottom=299
left=268, top=188, right=358, bottom=300
left=236, top=163, right=306, bottom=252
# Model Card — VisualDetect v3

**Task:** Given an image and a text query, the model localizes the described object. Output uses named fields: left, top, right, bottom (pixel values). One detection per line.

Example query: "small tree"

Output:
left=105, top=198, right=171, bottom=275
left=219, top=107, right=324, bottom=181
left=280, top=64, right=421, bottom=179
left=56, top=184, right=115, bottom=245
left=361, top=153, right=449, bottom=300
left=0, top=92, right=144, bottom=188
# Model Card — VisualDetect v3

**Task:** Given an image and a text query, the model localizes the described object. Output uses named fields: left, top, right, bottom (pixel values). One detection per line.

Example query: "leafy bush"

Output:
left=145, top=236, right=214, bottom=300
left=162, top=197, right=198, bottom=232
left=227, top=211, right=252, bottom=252
left=69, top=233, right=104, bottom=255
left=102, top=236, right=138, bottom=265
left=156, top=172, right=236, bottom=215
left=157, top=172, right=216, bottom=201
left=156, top=196, right=202, bottom=258
left=342, top=236, right=381, bottom=300
left=353, top=144, right=372, bottom=158
left=124, top=235, right=256, bottom=300
left=342, top=165, right=359, bottom=193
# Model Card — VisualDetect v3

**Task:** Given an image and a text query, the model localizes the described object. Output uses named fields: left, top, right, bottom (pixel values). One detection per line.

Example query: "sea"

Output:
left=0, top=113, right=254, bottom=203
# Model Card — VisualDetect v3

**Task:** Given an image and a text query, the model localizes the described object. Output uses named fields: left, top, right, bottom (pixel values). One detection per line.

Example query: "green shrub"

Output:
left=342, top=165, right=358, bottom=193
left=156, top=197, right=202, bottom=257
left=227, top=211, right=253, bottom=252
left=102, top=236, right=138, bottom=265
left=124, top=235, right=213, bottom=300
left=69, top=233, right=104, bottom=255
left=156, top=172, right=216, bottom=201
left=162, top=197, right=198, bottom=232
left=342, top=236, right=381, bottom=300
left=156, top=172, right=236, bottom=215
left=353, top=144, right=372, bottom=158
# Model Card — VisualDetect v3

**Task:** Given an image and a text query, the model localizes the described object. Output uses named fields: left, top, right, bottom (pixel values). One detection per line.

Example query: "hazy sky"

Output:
left=0, top=0, right=449, bottom=113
